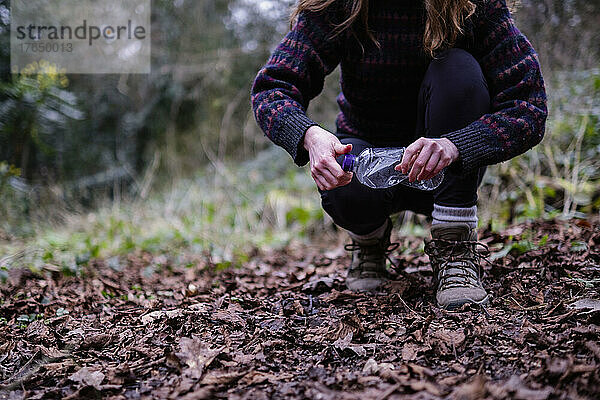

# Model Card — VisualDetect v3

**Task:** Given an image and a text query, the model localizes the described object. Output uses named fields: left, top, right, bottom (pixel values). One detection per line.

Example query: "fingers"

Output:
left=313, top=170, right=351, bottom=191
left=307, top=135, right=354, bottom=191
left=417, top=152, right=440, bottom=181
left=325, top=161, right=353, bottom=187
left=321, top=167, right=339, bottom=188
left=432, top=152, right=453, bottom=177
left=408, top=145, right=434, bottom=182
left=399, top=138, right=426, bottom=174
left=324, top=157, right=353, bottom=188
left=311, top=157, right=353, bottom=191
left=398, top=137, right=458, bottom=182
left=312, top=174, right=329, bottom=191
left=334, top=143, right=353, bottom=155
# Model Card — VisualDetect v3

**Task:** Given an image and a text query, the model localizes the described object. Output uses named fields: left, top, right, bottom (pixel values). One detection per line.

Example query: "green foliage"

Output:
left=491, top=240, right=536, bottom=260
left=479, top=69, right=600, bottom=226
left=0, top=0, right=277, bottom=221
left=55, top=307, right=69, bottom=317
left=0, top=148, right=325, bottom=272
left=569, top=240, right=588, bottom=253
left=490, top=234, right=549, bottom=260
left=0, top=62, right=83, bottom=179
left=0, top=161, right=30, bottom=236
left=16, top=313, right=42, bottom=325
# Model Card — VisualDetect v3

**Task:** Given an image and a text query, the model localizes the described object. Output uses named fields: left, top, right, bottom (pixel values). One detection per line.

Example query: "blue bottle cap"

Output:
left=341, top=154, right=356, bottom=172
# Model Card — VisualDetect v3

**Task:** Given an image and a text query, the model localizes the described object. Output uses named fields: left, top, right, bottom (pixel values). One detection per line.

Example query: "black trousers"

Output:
left=320, top=48, right=491, bottom=235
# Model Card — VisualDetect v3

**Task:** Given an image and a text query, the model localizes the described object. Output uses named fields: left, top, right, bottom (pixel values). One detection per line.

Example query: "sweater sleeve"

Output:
left=250, top=8, right=343, bottom=166
left=442, top=0, right=548, bottom=174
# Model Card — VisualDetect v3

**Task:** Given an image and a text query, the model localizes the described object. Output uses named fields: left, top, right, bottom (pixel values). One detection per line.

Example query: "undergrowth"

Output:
left=1, top=70, right=599, bottom=275
left=0, top=148, right=328, bottom=276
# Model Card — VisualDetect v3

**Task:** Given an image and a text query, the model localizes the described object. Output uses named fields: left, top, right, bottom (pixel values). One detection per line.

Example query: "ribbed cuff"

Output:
left=432, top=204, right=478, bottom=228
left=442, top=122, right=495, bottom=175
left=275, top=111, right=319, bottom=167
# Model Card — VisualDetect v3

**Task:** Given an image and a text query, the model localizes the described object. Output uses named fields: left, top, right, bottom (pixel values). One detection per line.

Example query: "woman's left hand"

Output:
left=395, top=137, right=459, bottom=182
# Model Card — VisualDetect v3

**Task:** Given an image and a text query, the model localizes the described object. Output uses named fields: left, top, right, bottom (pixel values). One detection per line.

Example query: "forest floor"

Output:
left=0, top=217, right=599, bottom=399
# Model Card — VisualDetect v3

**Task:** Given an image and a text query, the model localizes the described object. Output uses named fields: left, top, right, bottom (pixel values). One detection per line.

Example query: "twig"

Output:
left=479, top=302, right=492, bottom=318
left=131, top=357, right=166, bottom=372
left=508, top=296, right=545, bottom=311
left=395, top=294, right=423, bottom=319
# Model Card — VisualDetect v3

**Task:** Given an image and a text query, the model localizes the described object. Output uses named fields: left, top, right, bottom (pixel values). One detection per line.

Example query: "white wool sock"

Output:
left=432, top=204, right=478, bottom=229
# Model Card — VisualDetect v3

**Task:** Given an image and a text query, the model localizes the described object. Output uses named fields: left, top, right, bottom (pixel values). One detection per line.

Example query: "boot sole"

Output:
left=346, top=278, right=388, bottom=293
left=439, top=294, right=490, bottom=311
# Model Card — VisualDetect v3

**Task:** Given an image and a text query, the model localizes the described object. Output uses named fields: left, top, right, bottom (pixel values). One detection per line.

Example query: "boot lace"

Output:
left=344, top=241, right=400, bottom=274
left=424, top=238, right=489, bottom=291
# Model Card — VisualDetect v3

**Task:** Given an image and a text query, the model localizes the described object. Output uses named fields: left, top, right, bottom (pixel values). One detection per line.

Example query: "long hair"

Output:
left=290, top=0, right=376, bottom=48
left=290, top=0, right=478, bottom=56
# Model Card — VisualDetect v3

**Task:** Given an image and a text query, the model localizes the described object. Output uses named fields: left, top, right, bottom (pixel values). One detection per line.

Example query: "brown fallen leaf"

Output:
left=407, top=363, right=435, bottom=378
left=302, top=276, right=334, bottom=292
left=200, top=370, right=247, bottom=385
left=379, top=367, right=443, bottom=396
left=232, top=353, right=256, bottom=365
left=2, top=217, right=599, bottom=399
left=487, top=375, right=553, bottom=400
left=568, top=298, right=600, bottom=312
left=333, top=313, right=363, bottom=340
left=408, top=379, right=444, bottom=397
left=362, top=358, right=379, bottom=375
left=332, top=332, right=367, bottom=357
left=239, top=371, right=294, bottom=386
left=401, top=342, right=420, bottom=361
left=213, top=304, right=247, bottom=327
left=69, top=367, right=105, bottom=390
left=140, top=309, right=184, bottom=325
left=81, top=333, right=112, bottom=350
left=450, top=375, right=486, bottom=400
left=176, top=337, right=225, bottom=379
left=438, top=375, right=463, bottom=387
left=585, top=341, right=600, bottom=360
left=36, top=345, right=69, bottom=359
left=176, top=385, right=215, bottom=400
left=430, top=328, right=466, bottom=355
left=321, top=289, right=361, bottom=303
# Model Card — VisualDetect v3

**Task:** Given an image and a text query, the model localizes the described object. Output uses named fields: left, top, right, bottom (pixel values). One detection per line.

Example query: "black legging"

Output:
left=320, top=48, right=490, bottom=235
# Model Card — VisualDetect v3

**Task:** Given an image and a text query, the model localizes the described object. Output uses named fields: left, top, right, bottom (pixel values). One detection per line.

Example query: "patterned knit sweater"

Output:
left=250, top=0, right=547, bottom=174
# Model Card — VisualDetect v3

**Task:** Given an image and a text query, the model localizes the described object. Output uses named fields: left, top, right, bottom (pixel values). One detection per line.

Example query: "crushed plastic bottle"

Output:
left=341, top=147, right=444, bottom=190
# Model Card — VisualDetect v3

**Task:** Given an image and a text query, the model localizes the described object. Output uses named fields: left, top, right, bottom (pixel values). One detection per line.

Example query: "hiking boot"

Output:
left=344, top=218, right=397, bottom=292
left=424, top=222, right=489, bottom=310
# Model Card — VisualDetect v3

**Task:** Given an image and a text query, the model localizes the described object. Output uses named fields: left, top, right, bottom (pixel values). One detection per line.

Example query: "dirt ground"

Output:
left=1, top=218, right=599, bottom=399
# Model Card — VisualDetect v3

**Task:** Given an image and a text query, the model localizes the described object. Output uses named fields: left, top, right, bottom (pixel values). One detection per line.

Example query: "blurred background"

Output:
left=0, top=0, right=599, bottom=271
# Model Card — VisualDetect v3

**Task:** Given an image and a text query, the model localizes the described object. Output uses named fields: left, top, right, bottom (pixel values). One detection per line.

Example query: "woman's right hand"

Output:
left=303, top=125, right=353, bottom=191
